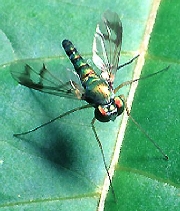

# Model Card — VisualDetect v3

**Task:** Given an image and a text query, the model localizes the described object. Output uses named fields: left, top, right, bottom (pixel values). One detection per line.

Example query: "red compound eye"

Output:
left=114, top=96, right=123, bottom=108
left=98, top=105, right=108, bottom=116
left=94, top=97, right=125, bottom=122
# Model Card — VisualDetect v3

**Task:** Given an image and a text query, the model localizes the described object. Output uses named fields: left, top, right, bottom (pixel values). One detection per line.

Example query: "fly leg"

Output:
left=120, top=95, right=168, bottom=160
left=117, top=54, right=139, bottom=70
left=91, top=117, right=116, bottom=201
left=14, top=104, right=92, bottom=137
left=114, top=66, right=170, bottom=94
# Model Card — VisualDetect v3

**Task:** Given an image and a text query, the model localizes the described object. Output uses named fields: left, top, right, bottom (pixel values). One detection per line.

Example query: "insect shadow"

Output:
left=16, top=90, right=81, bottom=171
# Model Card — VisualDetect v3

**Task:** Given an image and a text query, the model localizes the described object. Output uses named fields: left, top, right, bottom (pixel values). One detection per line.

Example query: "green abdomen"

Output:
left=62, top=39, right=113, bottom=106
left=62, top=40, right=96, bottom=85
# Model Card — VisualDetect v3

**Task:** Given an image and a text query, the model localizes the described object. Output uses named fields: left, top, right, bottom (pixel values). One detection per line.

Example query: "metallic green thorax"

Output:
left=62, top=40, right=114, bottom=106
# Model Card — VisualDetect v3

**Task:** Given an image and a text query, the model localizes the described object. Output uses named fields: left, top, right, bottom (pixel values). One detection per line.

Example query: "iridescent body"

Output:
left=62, top=39, right=124, bottom=122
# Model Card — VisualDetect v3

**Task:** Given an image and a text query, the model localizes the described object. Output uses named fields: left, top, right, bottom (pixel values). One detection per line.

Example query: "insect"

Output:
left=11, top=10, right=169, bottom=199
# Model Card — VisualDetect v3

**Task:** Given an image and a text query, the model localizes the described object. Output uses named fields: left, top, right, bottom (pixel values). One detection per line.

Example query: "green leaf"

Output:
left=2, top=1, right=177, bottom=211
left=105, top=1, right=180, bottom=211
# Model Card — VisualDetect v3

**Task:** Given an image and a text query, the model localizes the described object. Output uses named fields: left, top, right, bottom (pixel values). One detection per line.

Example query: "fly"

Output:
left=10, top=10, right=169, bottom=200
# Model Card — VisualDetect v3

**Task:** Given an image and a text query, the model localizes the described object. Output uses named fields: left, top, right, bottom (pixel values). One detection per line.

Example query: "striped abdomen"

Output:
left=62, top=39, right=98, bottom=86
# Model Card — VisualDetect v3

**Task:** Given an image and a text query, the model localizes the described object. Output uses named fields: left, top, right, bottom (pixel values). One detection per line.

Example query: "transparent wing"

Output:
left=10, top=62, right=85, bottom=100
left=93, top=10, right=122, bottom=83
